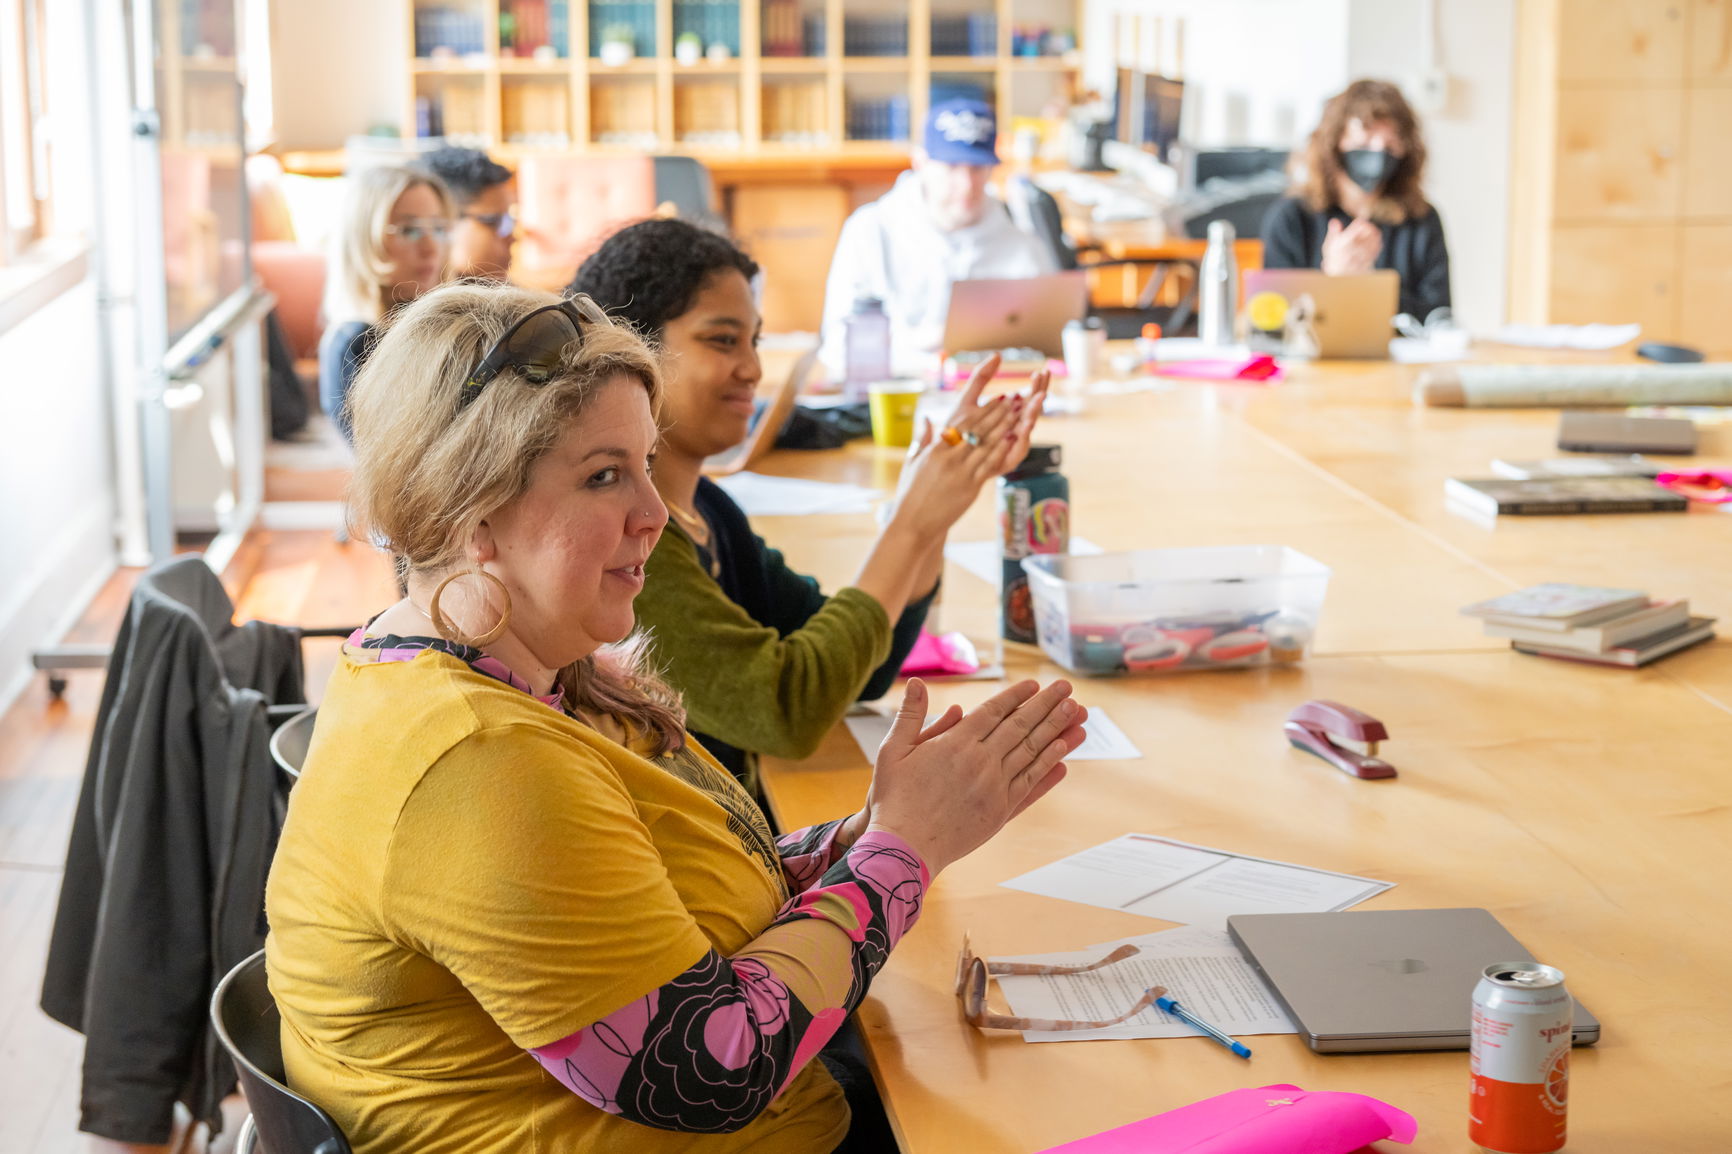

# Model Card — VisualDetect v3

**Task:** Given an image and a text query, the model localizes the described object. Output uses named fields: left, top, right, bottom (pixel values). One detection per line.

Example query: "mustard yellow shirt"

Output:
left=264, top=646, right=848, bottom=1153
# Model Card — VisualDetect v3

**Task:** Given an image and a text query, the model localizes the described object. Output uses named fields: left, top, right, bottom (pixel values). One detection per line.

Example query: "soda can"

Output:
left=1469, top=961, right=1572, bottom=1154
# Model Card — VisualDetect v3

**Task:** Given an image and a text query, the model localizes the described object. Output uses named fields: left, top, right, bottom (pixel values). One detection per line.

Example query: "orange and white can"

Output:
left=1469, top=962, right=1572, bottom=1154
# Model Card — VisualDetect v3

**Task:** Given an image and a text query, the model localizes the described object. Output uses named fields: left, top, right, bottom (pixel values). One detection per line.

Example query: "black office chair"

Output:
left=269, top=705, right=318, bottom=784
left=1008, top=175, right=1198, bottom=339
left=211, top=950, right=354, bottom=1154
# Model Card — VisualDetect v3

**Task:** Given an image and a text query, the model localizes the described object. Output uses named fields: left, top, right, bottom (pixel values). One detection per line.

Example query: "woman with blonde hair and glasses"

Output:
left=1261, top=78, right=1451, bottom=323
left=265, top=281, right=1086, bottom=1153
left=318, top=164, right=455, bottom=441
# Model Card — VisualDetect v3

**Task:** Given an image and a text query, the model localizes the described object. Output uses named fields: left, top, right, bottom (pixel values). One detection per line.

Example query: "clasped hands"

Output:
left=845, top=677, right=1086, bottom=876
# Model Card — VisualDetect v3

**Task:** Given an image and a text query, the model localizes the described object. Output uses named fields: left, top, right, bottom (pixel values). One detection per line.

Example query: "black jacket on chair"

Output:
left=40, top=557, right=304, bottom=1144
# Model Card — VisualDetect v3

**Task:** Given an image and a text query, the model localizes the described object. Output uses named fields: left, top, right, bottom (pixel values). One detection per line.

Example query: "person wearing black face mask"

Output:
left=1260, top=79, right=1451, bottom=325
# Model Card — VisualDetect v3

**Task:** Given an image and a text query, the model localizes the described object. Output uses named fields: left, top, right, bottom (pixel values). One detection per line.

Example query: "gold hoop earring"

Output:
left=428, top=569, right=513, bottom=648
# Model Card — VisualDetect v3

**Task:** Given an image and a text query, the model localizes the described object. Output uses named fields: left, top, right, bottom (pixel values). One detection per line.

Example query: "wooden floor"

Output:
left=0, top=531, right=395, bottom=1152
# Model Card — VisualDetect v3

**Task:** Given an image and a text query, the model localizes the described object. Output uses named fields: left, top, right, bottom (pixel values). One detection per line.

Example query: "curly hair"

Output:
left=565, top=218, right=761, bottom=341
left=1295, top=79, right=1430, bottom=225
left=347, top=281, right=687, bottom=754
left=411, top=146, right=513, bottom=209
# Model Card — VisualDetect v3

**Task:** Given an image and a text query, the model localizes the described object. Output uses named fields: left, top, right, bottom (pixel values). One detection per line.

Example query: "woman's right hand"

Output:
left=864, top=678, right=1084, bottom=875
left=1322, top=216, right=1382, bottom=276
left=887, top=354, right=1050, bottom=538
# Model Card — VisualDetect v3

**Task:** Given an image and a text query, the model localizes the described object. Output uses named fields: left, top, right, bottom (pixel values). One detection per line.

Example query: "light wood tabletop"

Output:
left=753, top=347, right=1732, bottom=1152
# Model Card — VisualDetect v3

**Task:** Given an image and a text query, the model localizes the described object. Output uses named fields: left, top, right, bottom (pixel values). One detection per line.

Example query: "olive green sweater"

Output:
left=634, top=481, right=933, bottom=789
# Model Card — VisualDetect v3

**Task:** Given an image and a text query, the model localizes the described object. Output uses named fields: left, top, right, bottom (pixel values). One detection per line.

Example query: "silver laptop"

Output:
left=1227, top=908, right=1602, bottom=1053
left=941, top=272, right=1088, bottom=358
left=1241, top=268, right=1398, bottom=359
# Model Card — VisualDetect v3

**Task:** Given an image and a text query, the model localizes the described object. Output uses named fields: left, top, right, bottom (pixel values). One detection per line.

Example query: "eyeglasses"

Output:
left=463, top=211, right=516, bottom=239
left=385, top=218, right=453, bottom=244
left=458, top=299, right=602, bottom=410
left=955, top=932, right=1167, bottom=1031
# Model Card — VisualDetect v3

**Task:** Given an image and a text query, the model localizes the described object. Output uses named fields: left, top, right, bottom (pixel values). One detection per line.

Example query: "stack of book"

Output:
left=1444, top=455, right=1686, bottom=522
left=1462, top=584, right=1716, bottom=667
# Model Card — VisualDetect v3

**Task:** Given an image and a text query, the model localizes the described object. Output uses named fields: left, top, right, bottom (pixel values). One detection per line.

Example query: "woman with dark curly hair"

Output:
left=265, top=280, right=1085, bottom=1153
left=568, top=218, right=1050, bottom=793
left=1260, top=78, right=1451, bottom=323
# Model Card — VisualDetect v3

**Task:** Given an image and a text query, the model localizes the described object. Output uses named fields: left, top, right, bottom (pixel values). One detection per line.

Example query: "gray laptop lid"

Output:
left=1227, top=908, right=1601, bottom=1053
left=1241, top=268, right=1398, bottom=359
left=941, top=272, right=1088, bottom=358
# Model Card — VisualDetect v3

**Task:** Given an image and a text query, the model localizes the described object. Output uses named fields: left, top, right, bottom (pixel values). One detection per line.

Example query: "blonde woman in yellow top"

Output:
left=265, top=282, right=1087, bottom=1153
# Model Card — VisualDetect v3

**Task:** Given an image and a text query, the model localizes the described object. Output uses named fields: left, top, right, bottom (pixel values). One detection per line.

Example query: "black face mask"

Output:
left=1341, top=149, right=1400, bottom=193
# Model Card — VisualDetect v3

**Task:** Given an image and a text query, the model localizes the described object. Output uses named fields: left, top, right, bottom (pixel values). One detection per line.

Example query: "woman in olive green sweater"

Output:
left=569, top=219, right=1047, bottom=791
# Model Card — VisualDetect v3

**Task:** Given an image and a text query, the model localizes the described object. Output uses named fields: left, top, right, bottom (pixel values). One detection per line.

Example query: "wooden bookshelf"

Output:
left=400, top=0, right=1084, bottom=157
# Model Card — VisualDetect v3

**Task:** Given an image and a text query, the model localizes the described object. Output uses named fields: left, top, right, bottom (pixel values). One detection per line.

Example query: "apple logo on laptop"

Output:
left=1371, top=957, right=1429, bottom=976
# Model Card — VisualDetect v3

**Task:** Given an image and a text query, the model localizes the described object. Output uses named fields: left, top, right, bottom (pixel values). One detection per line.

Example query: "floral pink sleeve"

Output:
left=529, top=831, right=925, bottom=1134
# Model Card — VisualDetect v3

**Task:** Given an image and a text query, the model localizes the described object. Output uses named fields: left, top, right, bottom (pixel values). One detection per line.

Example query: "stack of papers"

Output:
left=843, top=707, right=1142, bottom=763
left=712, top=472, right=883, bottom=516
left=1001, top=834, right=1393, bottom=930
left=1484, top=322, right=1640, bottom=350
left=991, top=925, right=1298, bottom=1043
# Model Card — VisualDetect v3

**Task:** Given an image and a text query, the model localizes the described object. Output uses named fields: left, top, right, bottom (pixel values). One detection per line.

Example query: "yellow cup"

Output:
left=868, top=380, right=924, bottom=448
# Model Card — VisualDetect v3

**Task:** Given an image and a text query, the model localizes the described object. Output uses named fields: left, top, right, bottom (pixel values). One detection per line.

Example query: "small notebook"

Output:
left=1513, top=616, right=1716, bottom=667
left=1489, top=455, right=1658, bottom=480
left=1461, top=584, right=1650, bottom=629
left=1445, top=475, right=1688, bottom=516
left=1480, top=599, right=1688, bottom=650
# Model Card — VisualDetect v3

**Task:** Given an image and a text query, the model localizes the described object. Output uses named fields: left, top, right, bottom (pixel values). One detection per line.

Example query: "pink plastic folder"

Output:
left=1151, top=355, right=1283, bottom=382
left=1036, top=1084, right=1416, bottom=1154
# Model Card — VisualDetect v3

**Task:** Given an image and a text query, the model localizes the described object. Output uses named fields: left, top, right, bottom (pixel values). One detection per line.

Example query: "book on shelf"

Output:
left=1512, top=616, right=1716, bottom=668
left=1444, top=475, right=1688, bottom=517
left=1480, top=598, right=1690, bottom=651
left=1461, top=584, right=1651, bottom=630
left=1489, top=455, right=1659, bottom=481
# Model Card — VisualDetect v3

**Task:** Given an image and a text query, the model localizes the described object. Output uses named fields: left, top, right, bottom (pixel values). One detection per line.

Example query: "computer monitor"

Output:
left=1114, top=68, right=1185, bottom=163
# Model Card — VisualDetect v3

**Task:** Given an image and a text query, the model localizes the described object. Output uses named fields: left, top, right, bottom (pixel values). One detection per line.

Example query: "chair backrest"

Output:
left=211, top=951, right=354, bottom=1154
left=515, top=153, right=657, bottom=279
left=652, top=155, right=721, bottom=228
left=1007, top=176, right=1077, bottom=272
left=269, top=707, right=317, bottom=783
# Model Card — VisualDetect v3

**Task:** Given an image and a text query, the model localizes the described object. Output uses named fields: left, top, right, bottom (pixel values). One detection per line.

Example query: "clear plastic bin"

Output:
left=1020, top=546, right=1331, bottom=675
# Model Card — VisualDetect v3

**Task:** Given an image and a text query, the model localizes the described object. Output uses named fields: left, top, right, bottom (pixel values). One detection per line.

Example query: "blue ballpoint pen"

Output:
left=1155, top=994, right=1253, bottom=1059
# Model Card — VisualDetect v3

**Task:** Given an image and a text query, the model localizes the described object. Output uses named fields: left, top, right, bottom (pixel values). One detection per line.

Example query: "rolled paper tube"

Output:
left=1415, top=363, right=1732, bottom=408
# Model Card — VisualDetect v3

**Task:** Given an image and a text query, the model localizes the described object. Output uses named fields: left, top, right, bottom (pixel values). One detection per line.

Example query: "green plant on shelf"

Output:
left=600, top=23, right=636, bottom=65
left=675, top=29, right=703, bottom=64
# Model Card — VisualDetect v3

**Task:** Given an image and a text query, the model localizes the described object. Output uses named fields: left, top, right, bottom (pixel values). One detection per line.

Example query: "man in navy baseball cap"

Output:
left=819, top=96, right=1050, bottom=376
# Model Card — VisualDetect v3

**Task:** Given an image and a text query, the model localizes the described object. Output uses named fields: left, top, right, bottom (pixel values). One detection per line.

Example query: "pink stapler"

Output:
left=1284, top=700, right=1396, bottom=780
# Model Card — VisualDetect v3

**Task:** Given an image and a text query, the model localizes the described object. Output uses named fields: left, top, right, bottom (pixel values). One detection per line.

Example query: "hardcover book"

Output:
left=1512, top=616, right=1716, bottom=667
left=1445, top=475, right=1688, bottom=516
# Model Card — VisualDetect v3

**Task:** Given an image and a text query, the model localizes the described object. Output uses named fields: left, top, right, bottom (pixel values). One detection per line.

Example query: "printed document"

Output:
left=844, top=706, right=1142, bottom=764
left=992, top=925, right=1297, bottom=1043
left=1002, top=834, right=1392, bottom=930
left=712, top=472, right=883, bottom=516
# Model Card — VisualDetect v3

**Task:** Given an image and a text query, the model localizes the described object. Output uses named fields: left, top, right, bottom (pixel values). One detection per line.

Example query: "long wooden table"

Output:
left=754, top=350, right=1732, bottom=1153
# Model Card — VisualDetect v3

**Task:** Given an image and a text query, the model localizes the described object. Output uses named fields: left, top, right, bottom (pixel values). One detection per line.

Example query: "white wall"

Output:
left=268, top=0, right=406, bottom=150
left=0, top=0, right=114, bottom=709
left=1085, top=0, right=1349, bottom=147
left=1084, top=0, right=1516, bottom=333
left=1347, top=0, right=1514, bottom=333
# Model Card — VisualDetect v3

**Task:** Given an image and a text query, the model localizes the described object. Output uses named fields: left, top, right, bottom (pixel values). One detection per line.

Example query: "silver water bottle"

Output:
left=1198, top=220, right=1239, bottom=346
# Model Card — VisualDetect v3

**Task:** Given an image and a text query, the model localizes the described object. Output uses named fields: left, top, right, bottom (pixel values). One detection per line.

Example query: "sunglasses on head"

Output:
left=457, top=299, right=599, bottom=410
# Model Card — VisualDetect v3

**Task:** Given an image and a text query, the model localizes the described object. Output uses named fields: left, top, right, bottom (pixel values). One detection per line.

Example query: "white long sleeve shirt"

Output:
left=819, top=171, right=1052, bottom=379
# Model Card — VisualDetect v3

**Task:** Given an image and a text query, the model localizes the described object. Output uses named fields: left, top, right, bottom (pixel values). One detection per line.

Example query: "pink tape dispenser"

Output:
left=1284, top=700, right=1396, bottom=780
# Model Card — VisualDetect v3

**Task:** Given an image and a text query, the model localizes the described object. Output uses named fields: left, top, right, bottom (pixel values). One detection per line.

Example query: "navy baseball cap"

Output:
left=922, top=98, right=999, bottom=166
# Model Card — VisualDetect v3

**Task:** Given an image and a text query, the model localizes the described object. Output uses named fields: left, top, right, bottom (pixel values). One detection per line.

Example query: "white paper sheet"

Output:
left=1001, top=833, right=1392, bottom=931
left=1484, top=323, right=1641, bottom=351
left=943, top=537, right=1104, bottom=586
left=843, top=705, right=1141, bottom=764
left=711, top=472, right=884, bottom=516
left=991, top=925, right=1298, bottom=1043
